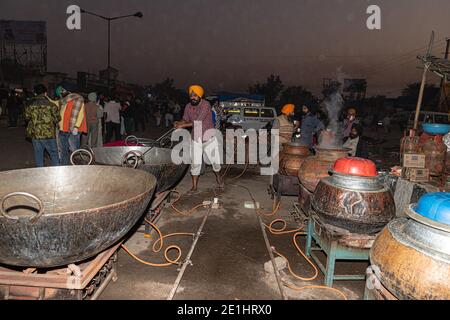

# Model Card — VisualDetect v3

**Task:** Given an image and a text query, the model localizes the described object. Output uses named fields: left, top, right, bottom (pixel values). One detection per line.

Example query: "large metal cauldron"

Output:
left=311, top=171, right=396, bottom=235
left=298, top=147, right=350, bottom=192
left=91, top=146, right=187, bottom=193
left=0, top=166, right=156, bottom=268
left=370, top=193, right=450, bottom=300
left=279, top=142, right=311, bottom=176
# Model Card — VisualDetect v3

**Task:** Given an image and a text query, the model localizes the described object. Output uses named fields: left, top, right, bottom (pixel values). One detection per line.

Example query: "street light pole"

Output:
left=108, top=19, right=111, bottom=92
left=80, top=9, right=143, bottom=94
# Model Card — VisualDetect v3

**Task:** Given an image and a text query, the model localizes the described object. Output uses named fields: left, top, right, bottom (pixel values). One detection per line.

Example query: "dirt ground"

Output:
left=99, top=168, right=367, bottom=300
left=0, top=118, right=402, bottom=300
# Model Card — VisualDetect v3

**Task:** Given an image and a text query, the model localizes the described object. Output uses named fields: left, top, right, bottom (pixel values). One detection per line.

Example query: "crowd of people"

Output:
left=15, top=82, right=187, bottom=168
left=274, top=104, right=369, bottom=159
left=0, top=86, right=29, bottom=128
left=3, top=80, right=371, bottom=169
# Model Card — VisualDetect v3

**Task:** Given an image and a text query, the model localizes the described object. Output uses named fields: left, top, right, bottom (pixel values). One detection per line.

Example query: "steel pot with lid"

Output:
left=311, top=158, right=396, bottom=235
left=370, top=193, right=450, bottom=299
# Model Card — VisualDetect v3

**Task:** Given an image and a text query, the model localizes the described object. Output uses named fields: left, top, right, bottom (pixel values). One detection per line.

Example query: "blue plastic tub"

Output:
left=422, top=123, right=450, bottom=135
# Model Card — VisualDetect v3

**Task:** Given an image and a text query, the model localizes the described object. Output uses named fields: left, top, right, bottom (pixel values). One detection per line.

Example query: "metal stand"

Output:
left=144, top=190, right=172, bottom=236
left=268, top=174, right=299, bottom=203
left=305, top=215, right=372, bottom=287
left=0, top=243, right=121, bottom=300
left=298, top=183, right=313, bottom=214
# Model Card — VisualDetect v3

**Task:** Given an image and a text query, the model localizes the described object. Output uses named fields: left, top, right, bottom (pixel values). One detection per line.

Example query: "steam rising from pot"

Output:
left=319, top=92, right=345, bottom=149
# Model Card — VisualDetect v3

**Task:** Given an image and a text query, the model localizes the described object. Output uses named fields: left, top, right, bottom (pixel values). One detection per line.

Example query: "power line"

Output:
left=359, top=39, right=447, bottom=75
left=364, top=43, right=447, bottom=78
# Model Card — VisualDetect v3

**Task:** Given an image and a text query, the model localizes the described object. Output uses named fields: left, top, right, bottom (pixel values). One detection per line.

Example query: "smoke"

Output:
left=319, top=90, right=344, bottom=149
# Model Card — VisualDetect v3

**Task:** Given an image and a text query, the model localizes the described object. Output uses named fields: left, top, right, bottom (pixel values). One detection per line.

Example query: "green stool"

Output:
left=305, top=215, right=373, bottom=287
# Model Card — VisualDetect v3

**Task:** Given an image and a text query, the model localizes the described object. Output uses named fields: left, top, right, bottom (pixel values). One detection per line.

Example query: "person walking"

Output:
left=122, top=98, right=135, bottom=134
left=56, top=84, right=87, bottom=165
left=165, top=103, right=175, bottom=128
left=24, top=84, right=60, bottom=167
left=0, top=85, right=8, bottom=117
left=7, top=90, right=21, bottom=128
left=154, top=104, right=162, bottom=127
left=173, top=102, right=182, bottom=121
left=134, top=98, right=147, bottom=132
left=104, top=96, right=122, bottom=143
left=82, top=92, right=101, bottom=147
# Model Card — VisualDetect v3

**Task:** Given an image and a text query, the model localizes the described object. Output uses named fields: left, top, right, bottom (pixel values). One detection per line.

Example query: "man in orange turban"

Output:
left=188, top=85, right=204, bottom=99
left=273, top=103, right=297, bottom=148
left=174, top=85, right=223, bottom=194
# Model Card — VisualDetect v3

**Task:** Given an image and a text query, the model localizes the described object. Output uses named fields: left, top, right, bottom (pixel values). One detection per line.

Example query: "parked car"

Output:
left=222, top=101, right=276, bottom=131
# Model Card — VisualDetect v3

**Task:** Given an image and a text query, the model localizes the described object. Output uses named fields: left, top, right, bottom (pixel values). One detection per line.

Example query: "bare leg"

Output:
left=215, top=171, right=224, bottom=188
left=190, top=175, right=199, bottom=193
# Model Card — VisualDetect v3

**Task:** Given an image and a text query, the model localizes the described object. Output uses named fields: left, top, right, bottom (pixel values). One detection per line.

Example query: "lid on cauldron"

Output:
left=332, top=157, right=378, bottom=177
left=415, top=193, right=450, bottom=226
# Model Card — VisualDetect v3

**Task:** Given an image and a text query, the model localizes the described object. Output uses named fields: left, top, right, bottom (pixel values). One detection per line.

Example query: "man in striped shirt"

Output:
left=174, top=85, right=223, bottom=194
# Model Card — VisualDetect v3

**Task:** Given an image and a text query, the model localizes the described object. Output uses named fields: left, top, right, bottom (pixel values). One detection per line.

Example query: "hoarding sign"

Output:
left=0, top=20, right=47, bottom=45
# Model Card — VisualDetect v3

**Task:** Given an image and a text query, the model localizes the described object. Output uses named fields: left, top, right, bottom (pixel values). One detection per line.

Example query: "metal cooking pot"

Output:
left=370, top=193, right=450, bottom=299
left=88, top=146, right=187, bottom=194
left=0, top=166, right=156, bottom=268
left=311, top=170, right=396, bottom=235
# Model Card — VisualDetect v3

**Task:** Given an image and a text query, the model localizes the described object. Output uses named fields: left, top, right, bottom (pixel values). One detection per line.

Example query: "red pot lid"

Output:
left=332, top=157, right=378, bottom=177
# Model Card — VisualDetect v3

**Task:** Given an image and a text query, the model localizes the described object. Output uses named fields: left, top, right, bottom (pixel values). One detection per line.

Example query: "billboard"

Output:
left=0, top=20, right=47, bottom=45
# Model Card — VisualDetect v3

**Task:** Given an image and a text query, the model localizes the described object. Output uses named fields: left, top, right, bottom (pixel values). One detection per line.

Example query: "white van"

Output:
left=222, top=100, right=277, bottom=131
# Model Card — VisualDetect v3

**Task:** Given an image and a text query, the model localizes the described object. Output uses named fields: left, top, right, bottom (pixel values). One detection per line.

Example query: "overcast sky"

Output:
left=1, top=0, right=449, bottom=97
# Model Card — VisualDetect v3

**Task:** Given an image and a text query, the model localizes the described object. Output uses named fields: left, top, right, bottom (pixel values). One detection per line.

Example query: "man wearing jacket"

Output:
left=56, top=84, right=87, bottom=165
left=272, top=104, right=298, bottom=149
left=25, top=84, right=61, bottom=167
left=343, top=124, right=369, bottom=159
left=300, top=104, right=325, bottom=148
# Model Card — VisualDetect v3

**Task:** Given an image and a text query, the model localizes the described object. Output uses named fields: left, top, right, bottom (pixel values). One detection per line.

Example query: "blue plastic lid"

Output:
left=415, top=193, right=450, bottom=225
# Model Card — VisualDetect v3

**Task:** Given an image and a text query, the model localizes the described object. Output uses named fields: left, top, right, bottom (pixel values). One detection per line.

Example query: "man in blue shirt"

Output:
left=300, top=104, right=325, bottom=148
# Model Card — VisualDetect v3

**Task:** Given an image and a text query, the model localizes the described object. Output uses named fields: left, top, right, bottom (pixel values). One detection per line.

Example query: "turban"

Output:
left=281, top=104, right=295, bottom=115
left=189, top=85, right=204, bottom=98
left=55, top=86, right=66, bottom=98
left=88, top=92, right=97, bottom=102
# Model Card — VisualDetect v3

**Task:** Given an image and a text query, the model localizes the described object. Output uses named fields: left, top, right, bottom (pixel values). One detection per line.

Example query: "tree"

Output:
left=279, top=86, right=317, bottom=113
left=148, top=78, right=188, bottom=105
left=248, top=74, right=284, bottom=109
left=401, top=82, right=440, bottom=110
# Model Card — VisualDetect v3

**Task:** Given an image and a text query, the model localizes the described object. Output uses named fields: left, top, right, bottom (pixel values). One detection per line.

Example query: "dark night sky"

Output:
left=1, top=0, right=450, bottom=96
